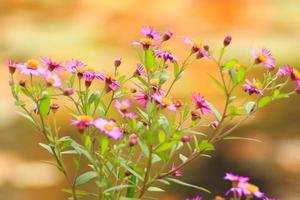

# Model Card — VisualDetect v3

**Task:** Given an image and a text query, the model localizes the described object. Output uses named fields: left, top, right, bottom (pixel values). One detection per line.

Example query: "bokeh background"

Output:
left=0, top=0, right=300, bottom=199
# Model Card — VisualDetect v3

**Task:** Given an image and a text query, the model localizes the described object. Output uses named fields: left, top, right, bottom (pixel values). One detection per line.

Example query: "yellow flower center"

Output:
left=193, top=40, right=202, bottom=49
left=79, top=115, right=93, bottom=122
left=140, top=37, right=154, bottom=44
left=25, top=59, right=40, bottom=70
left=104, top=124, right=114, bottom=131
left=258, top=52, right=267, bottom=62
left=48, top=77, right=55, bottom=84
left=150, top=78, right=159, bottom=86
left=247, top=183, right=259, bottom=193
left=120, top=103, right=128, bottom=110
left=162, top=97, right=172, bottom=106
left=87, top=66, right=96, bottom=72
left=293, top=68, right=300, bottom=79
left=76, top=66, right=88, bottom=73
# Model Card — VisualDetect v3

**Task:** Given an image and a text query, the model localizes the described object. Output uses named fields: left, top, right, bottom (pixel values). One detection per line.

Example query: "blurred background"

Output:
left=0, top=0, right=300, bottom=199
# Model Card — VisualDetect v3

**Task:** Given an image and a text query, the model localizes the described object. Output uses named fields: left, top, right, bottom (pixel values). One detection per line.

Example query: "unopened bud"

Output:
left=114, top=58, right=122, bottom=68
left=181, top=135, right=192, bottom=143
left=191, top=110, right=201, bottom=121
left=162, top=31, right=173, bottom=42
left=125, top=170, right=132, bottom=176
left=129, top=134, right=138, bottom=147
left=204, top=45, right=210, bottom=51
left=223, top=35, right=232, bottom=47
left=63, top=88, right=74, bottom=96
left=50, top=103, right=60, bottom=113
left=19, top=80, right=26, bottom=87
left=174, top=100, right=182, bottom=108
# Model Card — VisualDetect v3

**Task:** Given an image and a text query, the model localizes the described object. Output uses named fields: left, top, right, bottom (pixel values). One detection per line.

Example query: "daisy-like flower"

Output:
left=17, top=59, right=45, bottom=76
left=133, top=91, right=148, bottom=107
left=276, top=65, right=292, bottom=77
left=192, top=93, right=211, bottom=114
left=6, top=59, right=18, bottom=74
left=243, top=79, right=263, bottom=95
left=83, top=71, right=96, bottom=87
left=44, top=71, right=61, bottom=87
left=224, top=173, right=249, bottom=183
left=154, top=48, right=177, bottom=63
left=66, top=59, right=89, bottom=78
left=152, top=93, right=177, bottom=111
left=96, top=73, right=121, bottom=92
left=70, top=115, right=93, bottom=132
left=171, top=163, right=183, bottom=177
left=114, top=99, right=138, bottom=119
left=133, top=63, right=146, bottom=77
left=186, top=196, right=202, bottom=200
left=41, top=57, right=64, bottom=71
left=133, top=37, right=156, bottom=49
left=224, top=173, right=249, bottom=197
left=238, top=181, right=264, bottom=198
left=141, top=26, right=160, bottom=41
left=252, top=48, right=275, bottom=70
left=93, top=118, right=123, bottom=140
left=184, top=38, right=210, bottom=59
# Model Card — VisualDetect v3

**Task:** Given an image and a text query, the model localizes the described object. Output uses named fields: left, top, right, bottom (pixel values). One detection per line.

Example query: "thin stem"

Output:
left=138, top=145, right=153, bottom=198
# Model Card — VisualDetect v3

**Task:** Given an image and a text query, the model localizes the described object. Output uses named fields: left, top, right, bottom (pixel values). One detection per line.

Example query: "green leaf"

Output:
left=207, top=102, right=222, bottom=122
left=38, top=95, right=51, bottom=117
left=158, top=130, right=166, bottom=143
left=166, top=178, right=210, bottom=193
left=147, top=187, right=165, bottom=192
left=223, top=59, right=239, bottom=68
left=173, top=61, right=180, bottom=77
left=145, top=48, right=157, bottom=71
left=155, top=141, right=177, bottom=153
left=229, top=68, right=238, bottom=84
left=100, top=136, right=109, bottom=155
left=75, top=171, right=98, bottom=186
left=258, top=96, right=272, bottom=108
left=237, top=67, right=246, bottom=83
left=245, top=101, right=256, bottom=114
left=198, top=140, right=215, bottom=152
left=62, top=188, right=96, bottom=197
left=15, top=111, right=39, bottom=128
left=223, top=136, right=262, bottom=143
left=104, top=185, right=133, bottom=193
left=126, top=173, right=137, bottom=197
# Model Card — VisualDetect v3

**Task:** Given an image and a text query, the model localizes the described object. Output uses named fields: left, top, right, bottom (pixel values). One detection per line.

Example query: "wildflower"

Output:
left=114, top=99, right=138, bottom=119
left=252, top=48, right=275, bottom=70
left=150, top=78, right=160, bottom=91
left=70, top=115, right=93, bottom=132
left=192, top=93, right=211, bottom=114
left=83, top=71, right=95, bottom=87
left=133, top=63, right=146, bottom=77
left=41, top=57, right=64, bottom=71
left=96, top=73, right=121, bottom=92
left=133, top=37, right=156, bottom=49
left=44, top=71, right=61, bottom=87
left=211, top=120, right=219, bottom=128
left=276, top=65, right=292, bottom=77
left=93, top=118, right=123, bottom=140
left=290, top=67, right=300, bottom=81
left=66, top=59, right=87, bottom=78
left=238, top=182, right=264, bottom=198
left=129, top=133, right=138, bottom=146
left=63, top=88, right=74, bottom=96
left=152, top=93, right=177, bottom=111
left=224, top=173, right=249, bottom=183
left=186, top=196, right=202, bottom=200
left=181, top=135, right=192, bottom=143
left=133, top=91, right=148, bottom=107
left=171, top=163, right=183, bottom=177
left=184, top=38, right=210, bottom=59
left=6, top=60, right=18, bottom=74
left=141, top=26, right=160, bottom=41
left=154, top=48, right=177, bottom=63
left=243, top=79, right=263, bottom=95
left=162, top=31, right=173, bottom=42
left=17, top=59, right=44, bottom=76
left=223, top=35, right=232, bottom=47
left=114, top=57, right=122, bottom=68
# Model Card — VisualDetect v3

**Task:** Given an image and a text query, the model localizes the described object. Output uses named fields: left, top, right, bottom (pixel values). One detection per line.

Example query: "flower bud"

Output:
left=130, top=88, right=137, bottom=93
left=125, top=170, right=132, bottom=176
left=114, top=57, right=122, bottom=68
left=7, top=60, right=17, bottom=74
left=223, top=35, right=232, bottom=47
left=174, top=100, right=182, bottom=108
left=203, top=45, right=209, bottom=51
left=162, top=31, right=173, bottom=41
left=191, top=110, right=201, bottom=121
left=181, top=135, right=192, bottom=143
left=211, top=120, right=219, bottom=128
left=63, top=88, right=74, bottom=96
left=50, top=103, right=60, bottom=113
left=19, top=80, right=26, bottom=87
left=196, top=51, right=204, bottom=59
left=129, top=133, right=138, bottom=147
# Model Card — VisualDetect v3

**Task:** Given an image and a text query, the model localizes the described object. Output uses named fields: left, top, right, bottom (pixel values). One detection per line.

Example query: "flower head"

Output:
left=238, top=182, right=264, bottom=198
left=44, top=71, right=61, bottom=87
left=17, top=59, right=45, bottom=76
left=141, top=26, right=160, bottom=41
left=133, top=91, right=148, bottom=107
left=133, top=37, right=156, bottom=49
left=184, top=38, right=210, bottom=59
left=162, top=31, right=173, bottom=41
left=41, top=57, right=64, bottom=71
left=114, top=99, right=138, bottom=119
left=154, top=48, right=177, bottom=63
left=70, top=115, right=93, bottom=132
left=6, top=60, right=18, bottom=74
left=133, top=64, right=146, bottom=77
left=243, top=79, right=263, bottom=95
left=276, top=65, right=293, bottom=77
left=94, top=118, right=123, bottom=140
left=192, top=92, right=211, bottom=114
left=83, top=71, right=96, bottom=87
left=96, top=73, right=121, bottom=92
left=252, top=48, right=275, bottom=70
left=224, top=173, right=249, bottom=183
left=66, top=59, right=87, bottom=77
left=152, top=93, right=177, bottom=111
left=172, top=163, right=183, bottom=177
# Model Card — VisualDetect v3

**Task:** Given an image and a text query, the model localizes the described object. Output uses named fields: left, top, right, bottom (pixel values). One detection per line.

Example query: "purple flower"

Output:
left=133, top=37, right=156, bottom=49
left=133, top=91, right=148, bottom=107
left=154, top=49, right=177, bottom=63
left=184, top=38, right=210, bottom=59
left=243, top=79, right=263, bottom=95
left=66, top=59, right=86, bottom=74
left=192, top=93, right=211, bottom=114
left=133, top=64, right=146, bottom=77
left=276, top=65, right=292, bottom=77
left=238, top=182, right=264, bottom=198
left=93, top=118, right=123, bottom=140
left=83, top=71, right=96, bottom=87
left=17, top=59, right=45, bottom=76
left=252, top=48, right=275, bottom=70
left=186, top=195, right=202, bottom=200
left=224, top=172, right=249, bottom=183
left=70, top=115, right=93, bottom=132
left=44, top=71, right=61, bottom=87
left=114, top=99, right=138, bottom=119
left=225, top=187, right=243, bottom=197
left=41, top=57, right=64, bottom=71
left=162, top=31, right=173, bottom=41
left=96, top=73, right=121, bottom=92
left=171, top=163, right=183, bottom=177
left=141, top=26, right=160, bottom=41
left=152, top=93, right=177, bottom=111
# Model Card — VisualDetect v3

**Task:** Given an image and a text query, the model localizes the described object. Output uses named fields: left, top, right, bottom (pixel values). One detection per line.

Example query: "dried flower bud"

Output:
left=19, top=80, right=26, bottom=87
left=204, top=45, right=210, bottom=51
left=174, top=100, right=182, bottom=108
left=114, top=57, right=122, bottom=68
left=162, top=31, right=173, bottom=41
left=223, top=35, right=232, bottom=47
left=191, top=110, right=201, bottom=121
left=181, top=135, right=192, bottom=143
left=125, top=170, right=131, bottom=176
left=63, top=88, right=74, bottom=96
left=130, top=88, right=137, bottom=93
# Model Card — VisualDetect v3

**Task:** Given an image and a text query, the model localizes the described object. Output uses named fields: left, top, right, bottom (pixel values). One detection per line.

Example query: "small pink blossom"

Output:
left=96, top=73, right=121, bottom=92
left=171, top=163, right=183, bottom=177
left=70, top=115, right=93, bottom=132
left=44, top=71, right=61, bottom=87
left=252, top=48, right=275, bottom=70
left=243, top=79, right=263, bottom=95
left=17, top=59, right=45, bottom=76
left=93, top=118, right=123, bottom=140
left=41, top=57, right=64, bottom=71
left=141, top=26, right=160, bottom=41
left=184, top=38, right=210, bottom=59
left=114, top=99, right=138, bottom=119
left=192, top=92, right=211, bottom=114
left=152, top=93, right=177, bottom=111
left=133, top=91, right=148, bottom=107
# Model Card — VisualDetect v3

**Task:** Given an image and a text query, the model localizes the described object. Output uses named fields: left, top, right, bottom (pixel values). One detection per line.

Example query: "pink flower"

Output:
left=133, top=64, right=146, bottom=77
left=93, top=118, right=123, bottom=140
left=171, top=163, right=183, bottom=177
left=252, top=48, right=275, bottom=70
left=238, top=182, right=264, bottom=198
left=96, top=73, right=121, bottom=92
left=211, top=120, right=219, bottom=128
left=133, top=37, right=156, bottom=49
left=70, top=115, right=93, bottom=132
left=133, top=91, right=148, bottom=107
left=224, top=173, right=249, bottom=182
left=41, top=57, right=64, bottom=71
left=6, top=59, right=18, bottom=74
left=186, top=196, right=202, bottom=200
left=224, top=173, right=249, bottom=197
left=184, top=38, right=210, bottom=59
left=192, top=93, right=211, bottom=114
left=162, top=31, right=173, bottom=41
left=152, top=93, right=177, bottom=111
left=141, top=26, right=160, bottom=41
left=83, top=71, right=96, bottom=87
left=66, top=59, right=86, bottom=74
left=243, top=79, right=263, bottom=95
left=114, top=99, right=138, bottom=119
left=17, top=59, right=45, bottom=76
left=44, top=71, right=61, bottom=87
left=154, top=49, right=177, bottom=63
left=276, top=65, right=292, bottom=77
